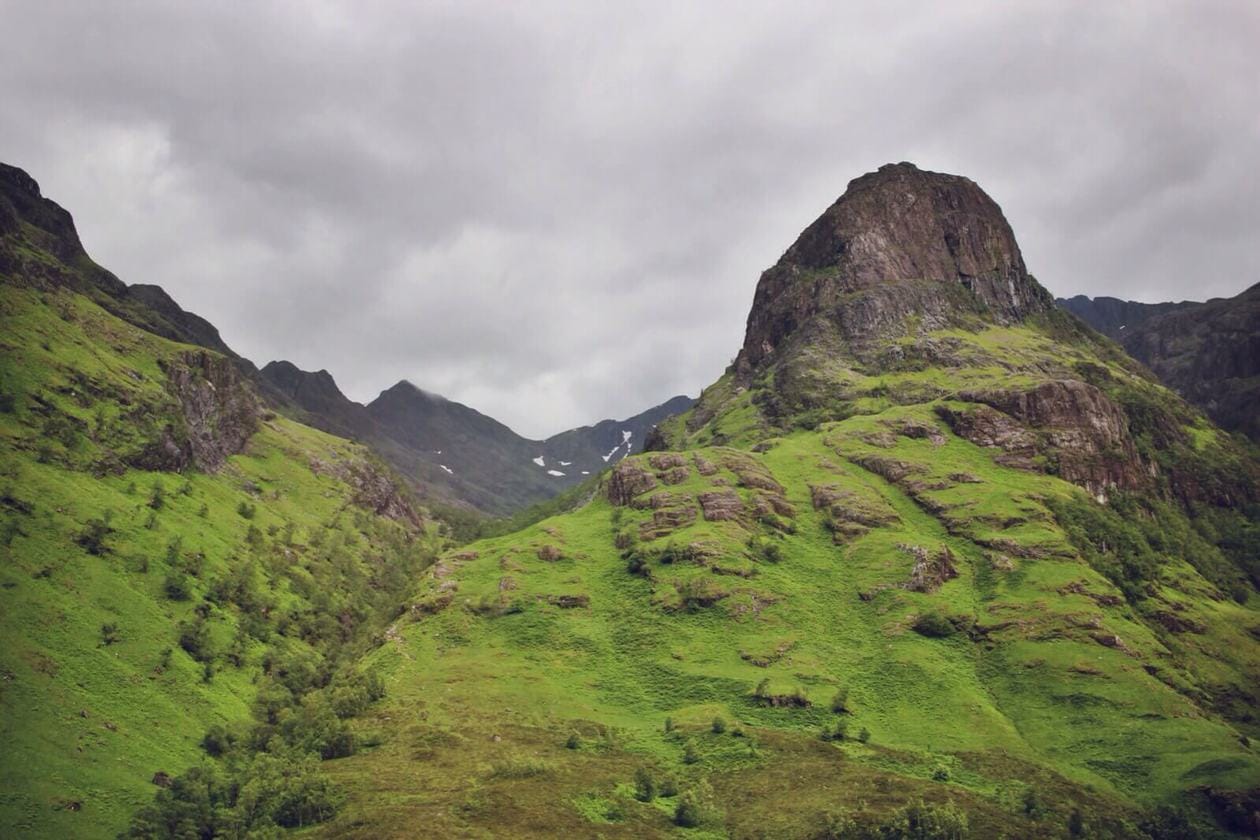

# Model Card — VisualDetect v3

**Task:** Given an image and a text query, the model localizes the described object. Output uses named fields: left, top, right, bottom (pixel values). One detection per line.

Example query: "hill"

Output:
left=1059, top=287, right=1260, bottom=443
left=317, top=164, right=1260, bottom=838
left=0, top=163, right=444, bottom=837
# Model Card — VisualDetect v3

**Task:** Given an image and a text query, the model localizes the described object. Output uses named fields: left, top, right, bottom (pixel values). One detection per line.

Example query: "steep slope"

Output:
left=0, top=165, right=441, bottom=838
left=321, top=164, right=1260, bottom=838
left=262, top=360, right=693, bottom=515
left=1061, top=287, right=1260, bottom=443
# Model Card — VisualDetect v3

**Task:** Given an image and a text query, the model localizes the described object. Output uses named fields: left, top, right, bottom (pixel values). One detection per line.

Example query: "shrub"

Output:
left=682, top=741, right=699, bottom=764
left=1022, top=788, right=1043, bottom=819
left=237, top=501, right=256, bottom=519
left=664, top=716, right=674, bottom=733
left=164, top=570, right=192, bottom=601
left=858, top=727, right=871, bottom=744
left=201, top=725, right=234, bottom=757
left=633, top=767, right=655, bottom=802
left=1068, top=808, right=1085, bottom=837
left=912, top=612, right=955, bottom=638
left=831, top=687, right=851, bottom=714
left=711, top=716, right=726, bottom=734
left=178, top=617, right=213, bottom=661
left=885, top=799, right=969, bottom=839
left=932, top=766, right=950, bottom=782
left=820, top=719, right=848, bottom=742
left=76, top=517, right=112, bottom=555
left=149, top=482, right=165, bottom=510
left=673, top=780, right=716, bottom=829
left=100, top=623, right=120, bottom=646
left=659, top=776, right=679, bottom=797
left=565, top=732, right=581, bottom=750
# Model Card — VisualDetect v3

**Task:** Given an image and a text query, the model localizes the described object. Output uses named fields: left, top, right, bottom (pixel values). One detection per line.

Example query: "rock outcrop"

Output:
left=131, top=351, right=260, bottom=473
left=736, top=162, right=1053, bottom=377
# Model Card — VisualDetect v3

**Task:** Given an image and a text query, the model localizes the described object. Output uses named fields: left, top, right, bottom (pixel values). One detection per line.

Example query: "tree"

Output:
left=100, top=623, right=120, bottom=646
left=633, top=767, right=656, bottom=802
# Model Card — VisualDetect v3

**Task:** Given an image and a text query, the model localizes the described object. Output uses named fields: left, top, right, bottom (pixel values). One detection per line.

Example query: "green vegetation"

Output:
left=0, top=284, right=440, bottom=837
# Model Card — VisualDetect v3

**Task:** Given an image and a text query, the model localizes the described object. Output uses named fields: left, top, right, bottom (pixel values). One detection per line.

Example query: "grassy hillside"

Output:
left=317, top=320, right=1260, bottom=838
left=0, top=284, right=441, bottom=837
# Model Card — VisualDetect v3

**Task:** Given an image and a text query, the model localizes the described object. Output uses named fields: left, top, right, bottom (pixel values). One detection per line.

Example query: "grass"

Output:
left=318, top=411, right=1259, bottom=836
left=0, top=284, right=439, bottom=838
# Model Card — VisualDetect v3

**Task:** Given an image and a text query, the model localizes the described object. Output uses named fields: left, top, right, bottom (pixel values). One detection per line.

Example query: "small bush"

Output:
left=711, top=716, right=726, bottom=734
left=149, top=482, right=165, bottom=510
left=565, top=732, right=581, bottom=750
left=830, top=687, right=851, bottom=714
left=858, top=727, right=871, bottom=744
left=912, top=612, right=955, bottom=638
left=664, top=716, right=674, bottom=733
left=76, top=518, right=112, bottom=555
left=164, top=570, right=192, bottom=601
left=633, top=767, right=655, bottom=802
left=100, top=623, right=120, bottom=645
left=682, top=741, right=699, bottom=764
left=237, top=501, right=256, bottom=520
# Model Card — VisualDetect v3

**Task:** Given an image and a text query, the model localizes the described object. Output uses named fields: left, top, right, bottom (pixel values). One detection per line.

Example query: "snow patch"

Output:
left=559, top=460, right=572, bottom=466
left=532, top=455, right=546, bottom=467
left=439, top=465, right=453, bottom=475
left=546, top=469, right=566, bottom=477
left=581, top=470, right=590, bottom=475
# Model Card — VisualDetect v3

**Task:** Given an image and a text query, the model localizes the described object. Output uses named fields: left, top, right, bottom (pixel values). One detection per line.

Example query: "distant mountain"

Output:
left=1057, top=294, right=1199, bottom=339
left=261, top=363, right=694, bottom=514
left=1058, top=286, right=1260, bottom=441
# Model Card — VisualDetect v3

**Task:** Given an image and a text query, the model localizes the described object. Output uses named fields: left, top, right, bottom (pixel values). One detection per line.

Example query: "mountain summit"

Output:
left=737, top=162, right=1053, bottom=378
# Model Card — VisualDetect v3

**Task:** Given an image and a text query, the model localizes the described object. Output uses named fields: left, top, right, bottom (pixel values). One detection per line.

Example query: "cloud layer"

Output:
left=2, top=1, right=1256, bottom=436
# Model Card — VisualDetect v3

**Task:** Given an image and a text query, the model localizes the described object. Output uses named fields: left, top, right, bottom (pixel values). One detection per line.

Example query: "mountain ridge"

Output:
left=261, top=361, right=694, bottom=515
left=1058, top=285, right=1260, bottom=442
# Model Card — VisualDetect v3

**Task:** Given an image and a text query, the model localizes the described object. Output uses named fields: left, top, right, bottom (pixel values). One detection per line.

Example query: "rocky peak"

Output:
left=736, top=162, right=1052, bottom=375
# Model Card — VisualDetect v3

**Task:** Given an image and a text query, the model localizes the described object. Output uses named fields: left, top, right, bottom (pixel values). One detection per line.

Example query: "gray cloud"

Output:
left=2, top=0, right=1256, bottom=436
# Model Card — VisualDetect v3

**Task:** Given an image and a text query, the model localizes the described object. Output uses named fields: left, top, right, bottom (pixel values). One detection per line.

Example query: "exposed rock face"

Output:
left=1059, top=285, right=1260, bottom=443
left=607, top=460, right=658, bottom=506
left=736, top=162, right=1053, bottom=377
left=936, top=380, right=1150, bottom=500
left=128, top=352, right=259, bottom=473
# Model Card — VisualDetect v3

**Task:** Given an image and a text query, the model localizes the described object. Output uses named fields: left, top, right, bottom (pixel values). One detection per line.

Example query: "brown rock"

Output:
left=698, top=490, right=743, bottom=521
left=607, top=460, right=658, bottom=506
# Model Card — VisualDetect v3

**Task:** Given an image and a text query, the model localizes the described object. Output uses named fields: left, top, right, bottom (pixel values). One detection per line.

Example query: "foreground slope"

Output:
left=0, top=166, right=440, bottom=838
left=324, top=164, right=1260, bottom=838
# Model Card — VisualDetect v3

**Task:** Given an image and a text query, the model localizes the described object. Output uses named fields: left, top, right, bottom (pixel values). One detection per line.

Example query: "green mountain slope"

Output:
left=320, top=165, right=1260, bottom=838
left=0, top=167, right=442, bottom=837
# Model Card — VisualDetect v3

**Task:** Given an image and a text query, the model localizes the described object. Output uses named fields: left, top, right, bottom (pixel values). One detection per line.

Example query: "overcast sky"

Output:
left=2, top=1, right=1257, bottom=437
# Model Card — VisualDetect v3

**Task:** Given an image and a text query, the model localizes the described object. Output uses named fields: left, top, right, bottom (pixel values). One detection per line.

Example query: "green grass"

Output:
left=319, top=411, right=1260, bottom=836
left=0, top=285, right=439, bottom=837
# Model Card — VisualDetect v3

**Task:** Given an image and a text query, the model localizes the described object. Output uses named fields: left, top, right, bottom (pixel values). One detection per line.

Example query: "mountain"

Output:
left=1058, top=294, right=1200, bottom=339
left=0, top=163, right=443, bottom=837
left=310, top=163, right=1260, bottom=837
left=260, top=362, right=694, bottom=515
left=1059, top=287, right=1260, bottom=442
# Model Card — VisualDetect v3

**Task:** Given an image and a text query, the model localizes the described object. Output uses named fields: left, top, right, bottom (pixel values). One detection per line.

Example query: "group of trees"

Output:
left=116, top=484, right=434, bottom=836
